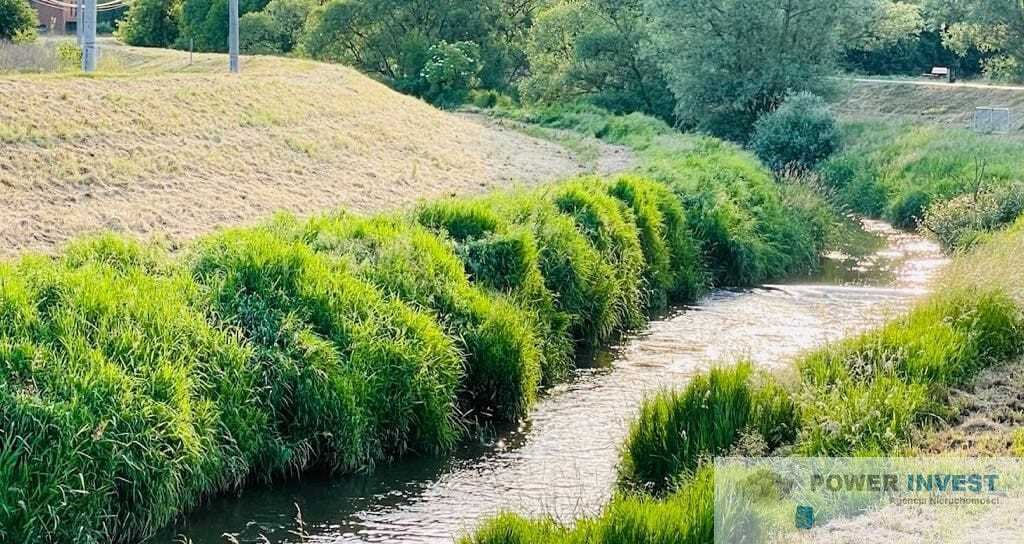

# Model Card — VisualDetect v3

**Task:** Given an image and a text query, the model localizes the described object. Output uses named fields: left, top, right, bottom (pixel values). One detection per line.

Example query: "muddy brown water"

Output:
left=157, top=220, right=947, bottom=544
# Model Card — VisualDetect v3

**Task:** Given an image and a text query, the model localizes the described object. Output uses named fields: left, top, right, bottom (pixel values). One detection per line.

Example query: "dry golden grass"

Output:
left=835, top=78, right=1024, bottom=131
left=938, top=217, right=1024, bottom=305
left=0, top=41, right=629, bottom=256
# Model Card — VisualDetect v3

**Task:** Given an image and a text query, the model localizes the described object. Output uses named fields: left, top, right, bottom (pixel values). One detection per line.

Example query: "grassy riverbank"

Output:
left=461, top=222, right=1024, bottom=544
left=821, top=122, right=1024, bottom=250
left=0, top=108, right=836, bottom=543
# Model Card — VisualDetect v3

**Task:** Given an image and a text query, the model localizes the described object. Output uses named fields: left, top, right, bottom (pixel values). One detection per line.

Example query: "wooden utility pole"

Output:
left=228, top=0, right=239, bottom=73
left=81, top=0, right=96, bottom=72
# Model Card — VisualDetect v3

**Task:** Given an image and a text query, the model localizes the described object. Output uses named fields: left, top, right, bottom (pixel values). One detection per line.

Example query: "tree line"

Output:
left=5, top=0, right=1017, bottom=140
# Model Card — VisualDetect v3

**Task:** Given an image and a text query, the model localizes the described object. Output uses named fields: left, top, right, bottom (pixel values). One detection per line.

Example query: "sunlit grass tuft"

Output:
left=287, top=213, right=543, bottom=421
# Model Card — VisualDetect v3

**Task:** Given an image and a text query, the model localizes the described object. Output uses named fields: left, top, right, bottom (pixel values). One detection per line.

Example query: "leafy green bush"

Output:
left=239, top=11, right=282, bottom=54
left=116, top=0, right=179, bottom=47
left=290, top=214, right=542, bottom=421
left=0, top=0, right=36, bottom=41
left=922, top=183, right=1024, bottom=251
left=178, top=0, right=267, bottom=52
left=468, top=89, right=513, bottom=109
left=263, top=0, right=313, bottom=52
left=300, top=0, right=526, bottom=98
left=55, top=41, right=83, bottom=71
left=750, top=92, right=840, bottom=173
left=519, top=0, right=675, bottom=122
left=422, top=40, right=482, bottom=108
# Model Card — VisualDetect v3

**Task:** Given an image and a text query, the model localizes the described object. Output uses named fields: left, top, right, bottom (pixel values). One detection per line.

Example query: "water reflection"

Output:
left=159, top=220, right=945, bottom=544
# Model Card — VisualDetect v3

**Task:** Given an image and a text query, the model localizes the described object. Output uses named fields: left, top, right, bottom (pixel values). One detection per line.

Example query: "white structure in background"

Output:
left=973, top=107, right=1012, bottom=134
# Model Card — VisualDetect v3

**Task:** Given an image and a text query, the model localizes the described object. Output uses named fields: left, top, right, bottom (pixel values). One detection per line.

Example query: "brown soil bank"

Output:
left=0, top=43, right=631, bottom=256
left=835, top=78, right=1024, bottom=131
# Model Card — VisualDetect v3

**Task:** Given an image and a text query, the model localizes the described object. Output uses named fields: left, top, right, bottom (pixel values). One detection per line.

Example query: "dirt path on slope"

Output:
left=0, top=68, right=634, bottom=257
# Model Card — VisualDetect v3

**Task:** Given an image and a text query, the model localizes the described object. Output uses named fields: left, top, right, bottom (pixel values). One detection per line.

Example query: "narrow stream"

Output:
left=159, top=220, right=947, bottom=544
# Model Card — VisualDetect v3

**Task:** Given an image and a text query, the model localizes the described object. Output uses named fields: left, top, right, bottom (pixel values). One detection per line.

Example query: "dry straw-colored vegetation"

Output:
left=835, top=79, right=1024, bottom=131
left=0, top=42, right=628, bottom=256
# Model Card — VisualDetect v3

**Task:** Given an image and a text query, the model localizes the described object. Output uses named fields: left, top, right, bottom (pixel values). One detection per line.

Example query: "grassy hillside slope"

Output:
left=0, top=42, right=626, bottom=256
left=835, top=78, right=1024, bottom=131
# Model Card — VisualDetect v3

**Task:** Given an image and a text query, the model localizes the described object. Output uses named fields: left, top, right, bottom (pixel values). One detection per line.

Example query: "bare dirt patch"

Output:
left=918, top=359, right=1024, bottom=456
left=0, top=44, right=634, bottom=257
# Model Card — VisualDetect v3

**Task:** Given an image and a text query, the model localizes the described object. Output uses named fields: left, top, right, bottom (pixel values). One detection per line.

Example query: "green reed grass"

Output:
left=797, top=289, right=1024, bottom=455
left=459, top=467, right=714, bottom=544
left=618, top=364, right=798, bottom=496
left=288, top=213, right=542, bottom=421
left=416, top=199, right=574, bottom=385
left=552, top=180, right=648, bottom=332
left=189, top=228, right=464, bottom=469
left=608, top=175, right=707, bottom=309
left=495, top=193, right=624, bottom=352
left=0, top=254, right=259, bottom=543
left=489, top=103, right=836, bottom=286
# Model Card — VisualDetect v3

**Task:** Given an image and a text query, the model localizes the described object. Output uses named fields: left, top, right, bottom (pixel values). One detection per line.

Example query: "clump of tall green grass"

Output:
left=488, top=103, right=837, bottom=286
left=288, top=213, right=543, bottom=421
left=460, top=467, right=714, bottom=544
left=552, top=179, right=648, bottom=332
left=189, top=228, right=464, bottom=471
left=618, top=364, right=798, bottom=496
left=497, top=193, right=624, bottom=351
left=921, top=182, right=1024, bottom=251
left=797, top=289, right=1024, bottom=455
left=416, top=198, right=573, bottom=385
left=607, top=175, right=706, bottom=310
left=0, top=252, right=259, bottom=543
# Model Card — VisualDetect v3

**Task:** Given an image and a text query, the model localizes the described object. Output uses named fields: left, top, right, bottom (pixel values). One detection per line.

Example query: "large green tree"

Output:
left=645, top=0, right=845, bottom=141
left=301, top=0, right=538, bottom=95
left=521, top=0, right=675, bottom=121
left=645, top=0, right=921, bottom=140
left=117, top=0, right=179, bottom=46
left=178, top=0, right=267, bottom=51
left=940, top=0, right=1024, bottom=80
left=0, top=0, right=36, bottom=41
